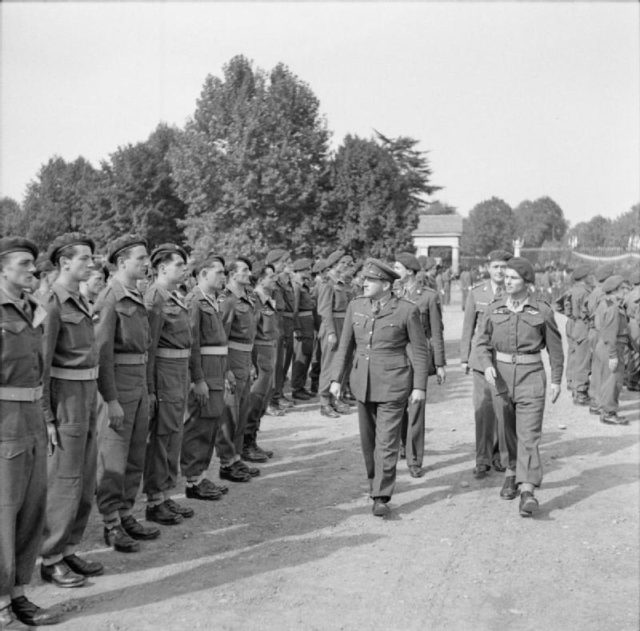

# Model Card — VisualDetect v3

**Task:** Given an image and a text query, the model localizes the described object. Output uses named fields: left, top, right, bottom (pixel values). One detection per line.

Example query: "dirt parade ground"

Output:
left=29, top=294, right=639, bottom=631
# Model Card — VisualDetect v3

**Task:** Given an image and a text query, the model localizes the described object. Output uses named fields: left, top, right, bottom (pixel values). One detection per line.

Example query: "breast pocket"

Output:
left=60, top=310, right=91, bottom=349
left=115, top=303, right=148, bottom=349
left=1, top=319, right=29, bottom=361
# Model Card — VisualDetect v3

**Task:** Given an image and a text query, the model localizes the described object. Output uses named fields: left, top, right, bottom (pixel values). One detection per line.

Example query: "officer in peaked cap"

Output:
left=460, top=248, right=512, bottom=478
left=330, top=259, right=429, bottom=517
left=40, top=232, right=104, bottom=588
left=0, top=237, right=63, bottom=626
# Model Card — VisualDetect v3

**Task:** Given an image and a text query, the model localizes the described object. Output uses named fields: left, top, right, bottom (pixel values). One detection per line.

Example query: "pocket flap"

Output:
left=61, top=311, right=85, bottom=324
left=2, top=320, right=27, bottom=335
left=115, top=304, right=137, bottom=317
left=0, top=440, right=26, bottom=459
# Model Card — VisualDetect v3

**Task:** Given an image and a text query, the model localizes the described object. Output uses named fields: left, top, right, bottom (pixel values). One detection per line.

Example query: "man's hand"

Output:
left=409, top=389, right=426, bottom=404
left=294, top=329, right=302, bottom=341
left=193, top=380, right=209, bottom=407
left=461, top=362, right=470, bottom=375
left=436, top=366, right=446, bottom=385
left=608, top=357, right=618, bottom=372
left=225, top=370, right=237, bottom=394
left=107, top=399, right=125, bottom=431
left=329, top=381, right=341, bottom=400
left=46, top=422, right=59, bottom=456
left=250, top=365, right=257, bottom=381
left=550, top=383, right=561, bottom=403
left=327, top=332, right=338, bottom=351
left=148, top=393, right=157, bottom=420
left=484, top=366, right=497, bottom=387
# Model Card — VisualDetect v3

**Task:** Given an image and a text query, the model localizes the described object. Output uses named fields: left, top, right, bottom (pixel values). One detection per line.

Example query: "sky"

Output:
left=1, top=2, right=638, bottom=227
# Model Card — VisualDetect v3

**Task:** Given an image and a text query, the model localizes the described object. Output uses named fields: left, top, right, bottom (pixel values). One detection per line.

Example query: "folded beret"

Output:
left=594, top=265, right=614, bottom=283
left=506, top=257, right=535, bottom=284
left=395, top=252, right=421, bottom=272
left=312, top=258, right=328, bottom=274
left=232, top=255, right=253, bottom=272
left=292, top=258, right=312, bottom=272
left=362, top=258, right=400, bottom=283
left=571, top=264, right=591, bottom=282
left=325, top=249, right=346, bottom=268
left=48, top=232, right=95, bottom=264
left=150, top=243, right=188, bottom=266
left=423, top=256, right=438, bottom=271
left=486, top=250, right=513, bottom=263
left=602, top=274, right=626, bottom=294
left=0, top=237, right=38, bottom=260
left=265, top=249, right=289, bottom=265
left=107, top=234, right=148, bottom=264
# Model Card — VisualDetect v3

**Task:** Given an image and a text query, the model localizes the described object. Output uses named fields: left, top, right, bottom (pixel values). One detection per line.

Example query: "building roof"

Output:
left=412, top=213, right=463, bottom=236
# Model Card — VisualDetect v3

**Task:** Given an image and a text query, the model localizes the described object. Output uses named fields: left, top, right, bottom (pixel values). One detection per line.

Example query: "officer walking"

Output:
left=0, top=237, right=62, bottom=627
left=476, top=257, right=564, bottom=517
left=40, top=233, right=103, bottom=588
left=95, top=235, right=159, bottom=553
left=330, top=260, right=429, bottom=517
left=290, top=258, right=316, bottom=401
left=143, top=244, right=194, bottom=525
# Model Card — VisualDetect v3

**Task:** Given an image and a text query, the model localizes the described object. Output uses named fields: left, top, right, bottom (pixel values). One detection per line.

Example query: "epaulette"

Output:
left=471, top=281, right=486, bottom=290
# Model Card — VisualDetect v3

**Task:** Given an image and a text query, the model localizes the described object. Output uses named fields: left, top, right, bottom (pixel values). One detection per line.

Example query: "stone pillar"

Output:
left=452, top=242, right=460, bottom=274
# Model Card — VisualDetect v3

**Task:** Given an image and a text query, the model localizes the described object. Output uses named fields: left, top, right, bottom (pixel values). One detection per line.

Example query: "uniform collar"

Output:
left=255, top=286, right=276, bottom=310
left=110, top=277, right=145, bottom=306
left=52, top=282, right=92, bottom=317
left=194, top=285, right=219, bottom=311
left=0, top=287, right=47, bottom=327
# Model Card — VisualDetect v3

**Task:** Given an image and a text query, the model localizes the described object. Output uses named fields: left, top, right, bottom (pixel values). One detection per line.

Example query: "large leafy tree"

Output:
left=513, top=196, right=567, bottom=247
left=0, top=197, right=22, bottom=236
left=423, top=200, right=456, bottom=215
left=461, top=197, right=515, bottom=256
left=170, top=55, right=329, bottom=258
left=568, top=215, right=612, bottom=248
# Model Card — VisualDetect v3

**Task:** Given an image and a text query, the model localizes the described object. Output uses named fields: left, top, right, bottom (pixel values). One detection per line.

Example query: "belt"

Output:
left=281, top=312, right=294, bottom=318
left=0, top=385, right=43, bottom=402
left=228, top=340, right=253, bottom=352
left=332, top=311, right=346, bottom=317
left=298, top=310, right=314, bottom=317
left=50, top=366, right=99, bottom=381
left=496, top=351, right=542, bottom=365
left=200, top=345, right=228, bottom=356
left=114, top=352, right=147, bottom=365
left=254, top=340, right=276, bottom=347
left=156, top=348, right=190, bottom=359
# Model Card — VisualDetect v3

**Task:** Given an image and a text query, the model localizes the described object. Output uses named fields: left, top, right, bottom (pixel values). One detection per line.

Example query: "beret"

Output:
left=629, top=269, right=640, bottom=285
left=395, top=252, right=421, bottom=273
left=48, top=232, right=95, bottom=264
left=572, top=264, right=591, bottom=281
left=423, top=256, right=438, bottom=271
left=232, top=255, right=253, bottom=272
left=602, top=274, right=626, bottom=294
left=0, top=237, right=38, bottom=260
left=107, top=234, right=148, bottom=265
left=150, top=243, right=188, bottom=267
left=594, top=264, right=614, bottom=283
left=486, top=250, right=513, bottom=263
left=265, top=249, right=289, bottom=265
left=506, top=257, right=535, bottom=284
left=325, top=249, right=346, bottom=268
left=193, top=253, right=225, bottom=274
left=312, top=258, right=328, bottom=274
left=252, top=261, right=275, bottom=279
left=292, top=258, right=312, bottom=272
left=361, top=258, right=400, bottom=283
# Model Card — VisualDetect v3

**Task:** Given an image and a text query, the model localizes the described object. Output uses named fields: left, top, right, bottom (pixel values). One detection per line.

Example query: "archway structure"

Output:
left=412, top=213, right=463, bottom=273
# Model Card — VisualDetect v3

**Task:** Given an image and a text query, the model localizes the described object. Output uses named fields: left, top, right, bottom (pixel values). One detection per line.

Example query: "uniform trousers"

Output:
left=492, top=362, right=546, bottom=487
left=357, top=399, right=406, bottom=499
left=96, top=364, right=149, bottom=522
left=309, top=335, right=321, bottom=390
left=41, top=379, right=97, bottom=563
left=291, top=315, right=315, bottom=392
left=400, top=374, right=428, bottom=468
left=181, top=388, right=232, bottom=476
left=319, top=317, right=345, bottom=406
left=565, top=320, right=591, bottom=394
left=144, top=357, right=189, bottom=501
left=246, top=344, right=277, bottom=442
left=587, top=329, right=601, bottom=406
left=472, top=369, right=501, bottom=466
left=0, top=400, right=47, bottom=598
left=272, top=318, right=293, bottom=403
left=595, top=341, right=625, bottom=414
left=221, top=349, right=253, bottom=455
left=625, top=319, right=640, bottom=388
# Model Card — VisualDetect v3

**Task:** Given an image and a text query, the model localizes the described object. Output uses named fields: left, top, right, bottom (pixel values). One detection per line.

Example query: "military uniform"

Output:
left=40, top=281, right=99, bottom=568
left=623, top=273, right=640, bottom=391
left=459, top=269, right=472, bottom=311
left=143, top=282, right=192, bottom=506
left=460, top=280, right=506, bottom=469
left=219, top=284, right=257, bottom=454
left=271, top=272, right=295, bottom=407
left=331, top=262, right=429, bottom=504
left=585, top=284, right=606, bottom=409
left=476, top=295, right=564, bottom=488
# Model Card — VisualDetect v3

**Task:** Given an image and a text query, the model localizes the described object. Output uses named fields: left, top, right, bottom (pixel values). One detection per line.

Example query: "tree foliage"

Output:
left=423, top=200, right=457, bottom=215
left=513, top=196, right=567, bottom=247
left=0, top=197, right=22, bottom=236
left=461, top=197, right=515, bottom=256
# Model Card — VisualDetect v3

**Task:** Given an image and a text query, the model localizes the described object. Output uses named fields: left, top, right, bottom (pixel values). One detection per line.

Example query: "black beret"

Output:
left=150, top=243, right=188, bottom=267
left=193, top=253, right=225, bottom=274
left=265, top=249, right=289, bottom=265
left=594, top=264, right=614, bottom=283
left=107, top=234, right=148, bottom=265
left=312, top=258, right=328, bottom=274
left=506, top=257, right=535, bottom=284
left=602, top=275, right=626, bottom=294
left=0, top=237, right=38, bottom=260
left=326, top=249, right=346, bottom=268
left=571, top=264, right=591, bottom=281
left=292, top=258, right=312, bottom=272
left=48, top=232, right=95, bottom=265
left=423, top=256, right=438, bottom=271
left=395, top=252, right=421, bottom=272
left=232, top=256, right=253, bottom=272
left=252, top=261, right=275, bottom=279
left=486, top=250, right=513, bottom=263
left=362, top=258, right=400, bottom=283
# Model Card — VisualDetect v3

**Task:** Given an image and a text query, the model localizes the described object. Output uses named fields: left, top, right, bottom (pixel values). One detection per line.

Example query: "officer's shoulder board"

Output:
left=471, top=281, right=486, bottom=291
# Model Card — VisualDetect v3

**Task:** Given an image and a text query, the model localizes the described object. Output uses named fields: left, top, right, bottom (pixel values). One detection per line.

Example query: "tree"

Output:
left=513, top=196, right=567, bottom=247
left=0, top=197, right=22, bottom=236
left=461, top=197, right=515, bottom=256
left=568, top=215, right=612, bottom=249
left=608, top=203, right=640, bottom=249
left=170, top=55, right=329, bottom=257
left=422, top=201, right=456, bottom=215
left=316, top=135, right=423, bottom=258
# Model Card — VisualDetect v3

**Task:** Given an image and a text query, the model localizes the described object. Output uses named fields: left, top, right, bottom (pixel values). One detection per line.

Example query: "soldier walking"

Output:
left=290, top=258, right=316, bottom=401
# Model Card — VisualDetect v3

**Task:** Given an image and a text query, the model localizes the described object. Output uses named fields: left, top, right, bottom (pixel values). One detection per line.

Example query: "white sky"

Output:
left=1, top=2, right=638, bottom=226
